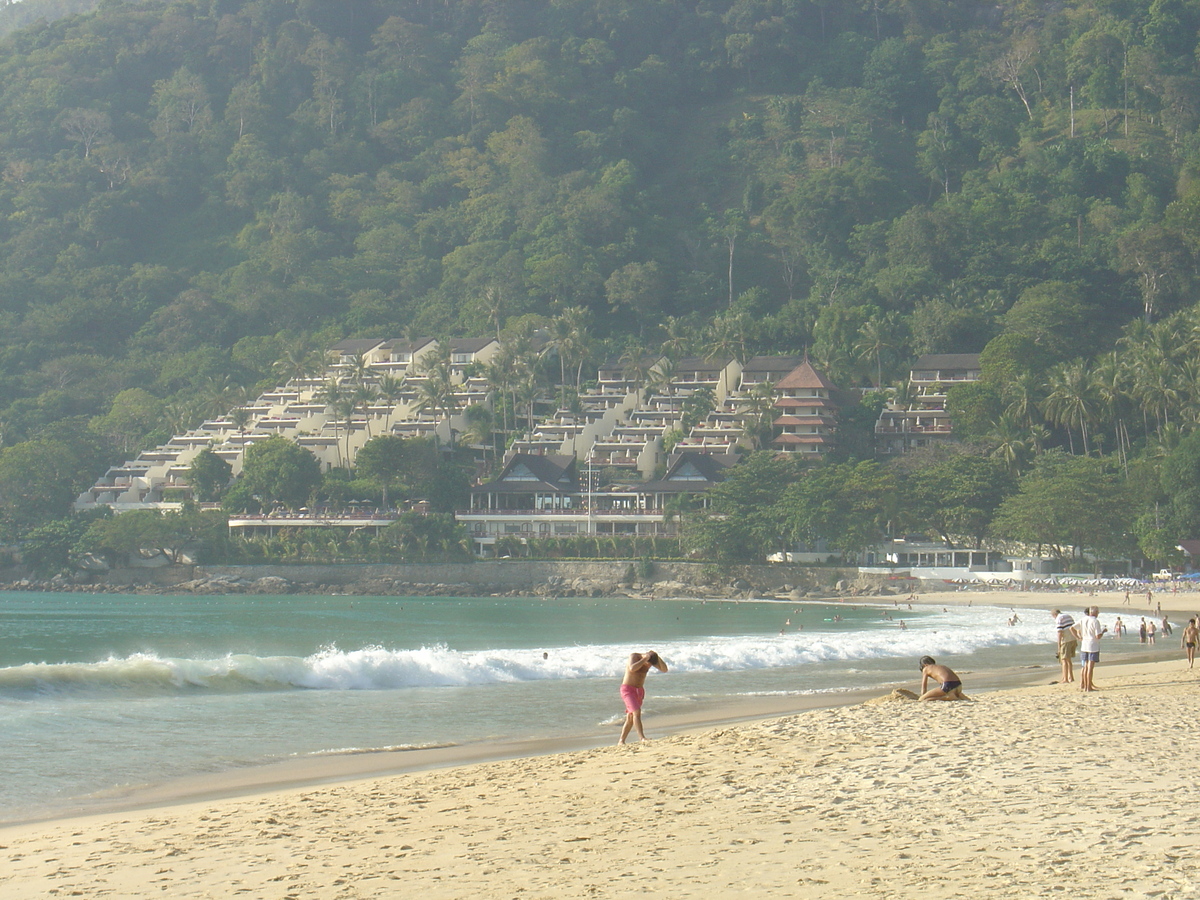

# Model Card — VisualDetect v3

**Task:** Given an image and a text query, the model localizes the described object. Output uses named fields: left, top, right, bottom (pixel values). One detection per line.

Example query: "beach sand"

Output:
left=3, top=589, right=1199, bottom=899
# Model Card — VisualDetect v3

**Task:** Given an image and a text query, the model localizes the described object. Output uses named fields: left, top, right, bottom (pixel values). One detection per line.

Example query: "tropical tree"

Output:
left=1040, top=360, right=1100, bottom=455
left=783, top=460, right=899, bottom=560
left=273, top=337, right=324, bottom=385
left=854, top=312, right=903, bottom=388
left=223, top=435, right=321, bottom=511
left=355, top=434, right=421, bottom=510
left=187, top=446, right=233, bottom=502
left=546, top=306, right=591, bottom=407
left=986, top=413, right=1032, bottom=477
left=688, top=452, right=796, bottom=562
left=991, top=453, right=1132, bottom=564
left=354, top=382, right=379, bottom=438
left=647, top=356, right=678, bottom=398
left=902, top=451, right=1015, bottom=548
left=737, top=381, right=779, bottom=450
left=375, top=374, right=406, bottom=432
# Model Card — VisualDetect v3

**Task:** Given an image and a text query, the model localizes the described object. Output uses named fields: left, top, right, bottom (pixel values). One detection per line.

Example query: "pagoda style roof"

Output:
left=774, top=358, right=837, bottom=390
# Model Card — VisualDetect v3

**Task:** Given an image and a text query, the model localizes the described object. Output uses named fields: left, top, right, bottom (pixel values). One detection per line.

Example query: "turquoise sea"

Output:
left=0, top=591, right=1157, bottom=824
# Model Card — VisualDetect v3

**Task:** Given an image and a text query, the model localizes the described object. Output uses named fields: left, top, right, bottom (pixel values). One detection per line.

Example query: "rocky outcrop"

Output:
left=1, top=560, right=876, bottom=599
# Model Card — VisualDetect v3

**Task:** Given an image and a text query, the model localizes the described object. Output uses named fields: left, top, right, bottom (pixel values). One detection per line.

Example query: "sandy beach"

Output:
left=2, top=588, right=1198, bottom=899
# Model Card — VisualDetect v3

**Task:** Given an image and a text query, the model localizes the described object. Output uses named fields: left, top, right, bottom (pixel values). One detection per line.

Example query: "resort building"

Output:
left=458, top=451, right=736, bottom=556
left=769, top=357, right=839, bottom=456
left=875, top=353, right=982, bottom=455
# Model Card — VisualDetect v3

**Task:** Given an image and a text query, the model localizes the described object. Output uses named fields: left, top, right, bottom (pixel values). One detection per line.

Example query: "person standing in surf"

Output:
left=618, top=650, right=668, bottom=744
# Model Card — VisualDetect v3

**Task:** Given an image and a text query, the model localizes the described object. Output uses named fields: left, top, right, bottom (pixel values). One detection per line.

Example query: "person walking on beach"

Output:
left=618, top=650, right=668, bottom=744
left=1053, top=609, right=1077, bottom=684
left=917, top=657, right=968, bottom=701
left=1073, top=606, right=1106, bottom=693
left=1182, top=619, right=1199, bottom=669
left=1148, top=620, right=1157, bottom=644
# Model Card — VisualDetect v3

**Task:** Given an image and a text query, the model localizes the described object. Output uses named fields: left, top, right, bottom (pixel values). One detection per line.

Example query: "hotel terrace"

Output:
left=69, top=336, right=959, bottom=554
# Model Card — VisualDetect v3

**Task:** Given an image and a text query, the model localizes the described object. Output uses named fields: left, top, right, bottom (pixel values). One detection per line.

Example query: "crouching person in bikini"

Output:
left=918, top=656, right=969, bottom=701
left=618, top=650, right=669, bottom=744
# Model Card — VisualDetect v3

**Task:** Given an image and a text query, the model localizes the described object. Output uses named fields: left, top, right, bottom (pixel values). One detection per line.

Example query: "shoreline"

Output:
left=3, top=588, right=1191, bottom=830
left=2, top=652, right=1196, bottom=898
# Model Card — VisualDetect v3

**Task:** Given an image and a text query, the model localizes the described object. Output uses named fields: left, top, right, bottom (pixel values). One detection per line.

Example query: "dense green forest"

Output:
left=5, top=0, right=1200, bottom=567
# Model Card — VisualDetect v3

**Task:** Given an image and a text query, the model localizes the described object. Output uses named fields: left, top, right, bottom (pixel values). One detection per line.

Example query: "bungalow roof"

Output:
left=911, top=353, right=981, bottom=372
left=673, top=356, right=735, bottom=372
left=741, top=355, right=804, bottom=375
left=472, top=453, right=579, bottom=494
left=450, top=337, right=498, bottom=354
left=381, top=337, right=436, bottom=353
left=330, top=338, right=387, bottom=354
left=637, top=451, right=740, bottom=492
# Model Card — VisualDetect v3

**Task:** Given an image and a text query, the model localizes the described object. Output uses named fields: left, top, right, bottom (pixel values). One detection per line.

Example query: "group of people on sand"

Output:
left=617, top=595, right=1200, bottom=742
left=1054, top=605, right=1200, bottom=688
left=618, top=646, right=970, bottom=744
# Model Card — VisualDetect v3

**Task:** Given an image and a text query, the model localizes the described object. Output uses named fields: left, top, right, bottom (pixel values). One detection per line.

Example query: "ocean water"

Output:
left=0, top=591, right=1158, bottom=824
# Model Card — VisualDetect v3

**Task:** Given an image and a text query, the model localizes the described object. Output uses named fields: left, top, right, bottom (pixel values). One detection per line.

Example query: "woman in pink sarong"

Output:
left=618, top=650, right=668, bottom=744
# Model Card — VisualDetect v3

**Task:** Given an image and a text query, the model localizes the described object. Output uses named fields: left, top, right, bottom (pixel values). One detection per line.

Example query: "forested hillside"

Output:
left=4, top=0, right=1200, bottom=562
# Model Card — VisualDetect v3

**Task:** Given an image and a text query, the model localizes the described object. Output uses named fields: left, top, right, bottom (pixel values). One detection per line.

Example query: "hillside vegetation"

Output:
left=4, top=0, right=1200, bottom=565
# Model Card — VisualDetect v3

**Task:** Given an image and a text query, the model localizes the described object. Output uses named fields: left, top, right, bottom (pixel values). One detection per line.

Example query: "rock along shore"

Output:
left=0, top=560, right=902, bottom=602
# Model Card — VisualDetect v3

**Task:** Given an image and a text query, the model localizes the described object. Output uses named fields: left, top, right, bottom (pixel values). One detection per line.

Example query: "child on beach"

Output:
left=917, top=657, right=968, bottom=701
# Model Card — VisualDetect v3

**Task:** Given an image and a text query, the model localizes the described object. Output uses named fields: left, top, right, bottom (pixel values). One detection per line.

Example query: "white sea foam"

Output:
left=0, top=611, right=1049, bottom=697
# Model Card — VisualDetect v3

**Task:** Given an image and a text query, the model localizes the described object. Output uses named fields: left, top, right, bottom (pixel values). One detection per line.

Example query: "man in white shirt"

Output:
left=1072, top=606, right=1107, bottom=692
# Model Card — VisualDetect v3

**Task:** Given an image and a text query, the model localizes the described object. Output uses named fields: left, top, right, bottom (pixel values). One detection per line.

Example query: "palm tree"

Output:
left=1122, top=318, right=1184, bottom=437
left=659, top=315, right=694, bottom=361
left=1004, top=371, right=1044, bottom=429
left=704, top=312, right=749, bottom=365
left=514, top=365, right=544, bottom=434
left=462, top=403, right=495, bottom=456
left=376, top=374, right=406, bottom=433
left=1041, top=359, right=1099, bottom=455
left=200, top=375, right=246, bottom=421
left=229, top=406, right=254, bottom=434
left=564, top=306, right=592, bottom=395
left=545, top=313, right=573, bottom=407
left=415, top=346, right=461, bottom=445
left=887, top=378, right=916, bottom=412
left=736, top=380, right=778, bottom=450
left=647, top=355, right=678, bottom=399
left=482, top=285, right=504, bottom=341
left=273, top=336, right=323, bottom=385
left=986, top=412, right=1030, bottom=476
left=619, top=344, right=656, bottom=401
left=333, top=395, right=358, bottom=468
left=346, top=351, right=375, bottom=385
left=1090, top=352, right=1132, bottom=474
left=354, top=382, right=378, bottom=438
left=483, top=348, right=516, bottom=442
left=318, top=378, right=346, bottom=466
left=854, top=313, right=902, bottom=388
